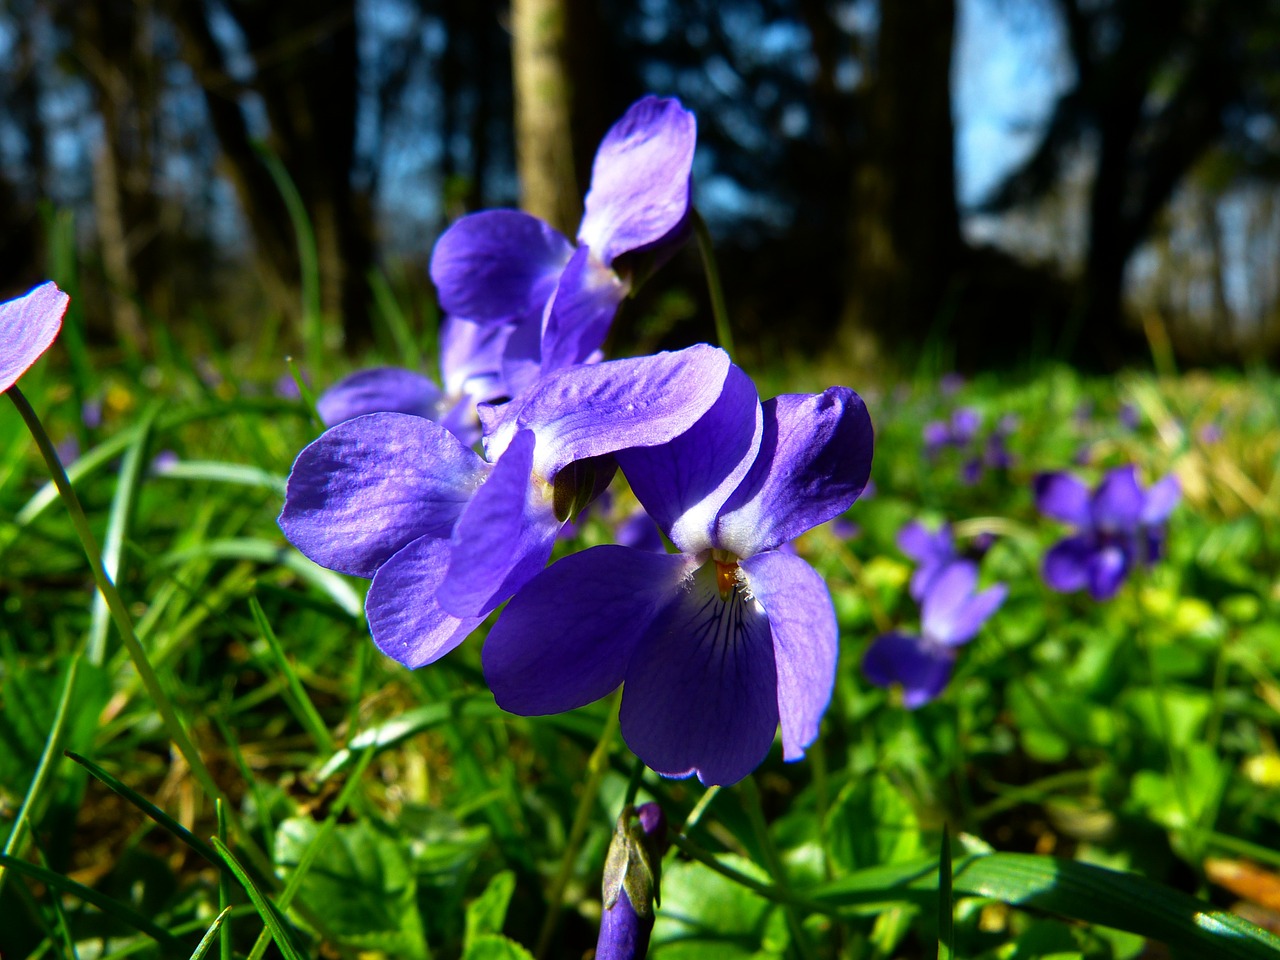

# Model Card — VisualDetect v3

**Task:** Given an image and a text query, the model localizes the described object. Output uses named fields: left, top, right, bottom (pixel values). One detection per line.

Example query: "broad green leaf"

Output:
left=812, top=852, right=1280, bottom=958
left=465, top=871, right=516, bottom=946
left=650, top=855, right=789, bottom=959
left=274, top=816, right=428, bottom=960
left=461, top=934, right=535, bottom=960
left=827, top=772, right=923, bottom=873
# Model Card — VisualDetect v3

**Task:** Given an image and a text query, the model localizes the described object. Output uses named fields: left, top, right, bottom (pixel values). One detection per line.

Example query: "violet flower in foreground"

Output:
left=1, top=282, right=69, bottom=393
left=597, top=803, right=668, bottom=960
left=1035, top=465, right=1180, bottom=601
left=430, top=96, right=696, bottom=394
left=482, top=366, right=873, bottom=785
left=862, top=560, right=1006, bottom=708
left=279, top=345, right=734, bottom=669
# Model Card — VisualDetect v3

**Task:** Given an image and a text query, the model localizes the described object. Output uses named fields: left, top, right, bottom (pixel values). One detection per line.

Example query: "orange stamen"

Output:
left=714, top=560, right=739, bottom=599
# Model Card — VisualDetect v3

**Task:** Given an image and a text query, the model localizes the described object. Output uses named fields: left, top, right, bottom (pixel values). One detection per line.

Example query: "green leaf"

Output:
left=211, top=837, right=308, bottom=960
left=273, top=816, right=428, bottom=960
left=650, top=855, right=789, bottom=959
left=461, top=933, right=535, bottom=960
left=466, top=871, right=516, bottom=946
left=0, top=659, right=108, bottom=798
left=827, top=772, right=924, bottom=873
left=812, top=852, right=1280, bottom=958
left=316, top=697, right=504, bottom=781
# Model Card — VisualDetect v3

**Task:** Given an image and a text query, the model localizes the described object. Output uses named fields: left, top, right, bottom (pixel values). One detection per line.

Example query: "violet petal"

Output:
left=715, top=387, right=874, bottom=556
left=1042, top=535, right=1094, bottom=594
left=366, top=536, right=485, bottom=668
left=578, top=96, right=697, bottom=267
left=279, top=413, right=486, bottom=578
left=483, top=546, right=691, bottom=714
left=861, top=632, right=955, bottom=709
left=316, top=368, right=442, bottom=426
left=440, top=429, right=560, bottom=616
left=619, top=564, right=779, bottom=786
left=1034, top=472, right=1091, bottom=526
left=740, top=550, right=836, bottom=762
left=617, top=362, right=761, bottom=554
left=1, top=281, right=69, bottom=392
left=430, top=209, right=572, bottom=320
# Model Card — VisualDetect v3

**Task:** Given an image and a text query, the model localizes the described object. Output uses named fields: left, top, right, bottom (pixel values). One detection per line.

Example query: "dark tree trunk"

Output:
left=166, top=0, right=374, bottom=348
left=839, top=0, right=961, bottom=366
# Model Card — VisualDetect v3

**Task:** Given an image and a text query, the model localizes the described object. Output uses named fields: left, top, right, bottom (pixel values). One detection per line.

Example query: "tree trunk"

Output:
left=512, top=0, right=580, bottom=235
left=840, top=0, right=961, bottom=368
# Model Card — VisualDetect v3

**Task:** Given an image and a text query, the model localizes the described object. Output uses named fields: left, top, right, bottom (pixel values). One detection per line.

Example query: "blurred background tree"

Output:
left=2, top=0, right=1279, bottom=368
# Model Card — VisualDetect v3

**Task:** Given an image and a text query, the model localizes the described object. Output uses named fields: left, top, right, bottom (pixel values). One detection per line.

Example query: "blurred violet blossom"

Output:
left=279, top=345, right=734, bottom=669
left=897, top=520, right=957, bottom=600
left=924, top=407, right=981, bottom=456
left=481, top=366, right=873, bottom=785
left=430, top=96, right=696, bottom=397
left=1, top=281, right=69, bottom=393
left=315, top=316, right=509, bottom=445
left=861, top=560, right=1006, bottom=709
left=1034, top=465, right=1180, bottom=600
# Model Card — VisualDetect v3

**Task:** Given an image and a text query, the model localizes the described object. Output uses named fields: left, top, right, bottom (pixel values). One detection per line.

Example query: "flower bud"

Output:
left=595, top=803, right=668, bottom=960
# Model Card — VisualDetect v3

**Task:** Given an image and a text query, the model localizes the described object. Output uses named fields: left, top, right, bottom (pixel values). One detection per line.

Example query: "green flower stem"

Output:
left=691, top=208, right=736, bottom=358
left=534, top=699, right=620, bottom=960
left=0, top=658, right=79, bottom=894
left=7, top=385, right=225, bottom=807
left=667, top=831, right=843, bottom=919
left=743, top=776, right=819, bottom=960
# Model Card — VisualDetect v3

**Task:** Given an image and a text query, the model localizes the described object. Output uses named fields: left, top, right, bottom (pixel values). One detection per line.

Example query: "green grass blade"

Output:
left=253, top=141, right=323, bottom=374
left=937, top=826, right=953, bottom=960
left=154, top=460, right=287, bottom=496
left=64, top=751, right=221, bottom=867
left=245, top=745, right=376, bottom=960
left=368, top=267, right=424, bottom=369
left=189, top=907, right=233, bottom=960
left=210, top=837, right=307, bottom=960
left=0, top=853, right=186, bottom=952
left=811, top=852, right=1280, bottom=958
left=217, top=801, right=232, bottom=960
left=316, top=696, right=503, bottom=781
left=248, top=595, right=334, bottom=753
left=161, top=538, right=364, bottom=618
left=0, top=658, right=79, bottom=888
left=88, top=401, right=159, bottom=664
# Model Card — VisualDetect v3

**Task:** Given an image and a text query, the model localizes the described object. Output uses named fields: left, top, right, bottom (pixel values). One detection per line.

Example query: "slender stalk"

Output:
left=534, top=702, right=620, bottom=960
left=691, top=209, right=736, bottom=357
left=743, top=776, right=818, bottom=960
left=623, top=755, right=647, bottom=807
left=8, top=386, right=224, bottom=806
left=0, top=659, right=79, bottom=893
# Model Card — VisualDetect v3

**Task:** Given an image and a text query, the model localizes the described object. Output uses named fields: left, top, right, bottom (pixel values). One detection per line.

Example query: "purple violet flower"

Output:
left=279, top=345, right=734, bottom=668
left=430, top=97, right=696, bottom=396
left=862, top=560, right=1006, bottom=708
left=1034, top=465, right=1181, bottom=600
left=897, top=520, right=957, bottom=600
left=596, top=803, right=668, bottom=960
left=1, top=282, right=69, bottom=393
left=316, top=316, right=510, bottom=445
left=481, top=366, right=873, bottom=785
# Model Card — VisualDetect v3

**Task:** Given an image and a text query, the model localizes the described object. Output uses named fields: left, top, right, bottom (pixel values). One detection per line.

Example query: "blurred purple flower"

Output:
left=482, top=368, right=873, bottom=785
left=862, top=561, right=1006, bottom=708
left=897, top=520, right=957, bottom=600
left=597, top=803, right=669, bottom=960
left=279, top=345, right=734, bottom=669
left=430, top=96, right=696, bottom=396
left=1118, top=403, right=1140, bottom=430
left=1199, top=421, right=1223, bottom=444
left=1, top=281, right=68, bottom=393
left=940, top=372, right=965, bottom=396
left=1034, top=465, right=1180, bottom=600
